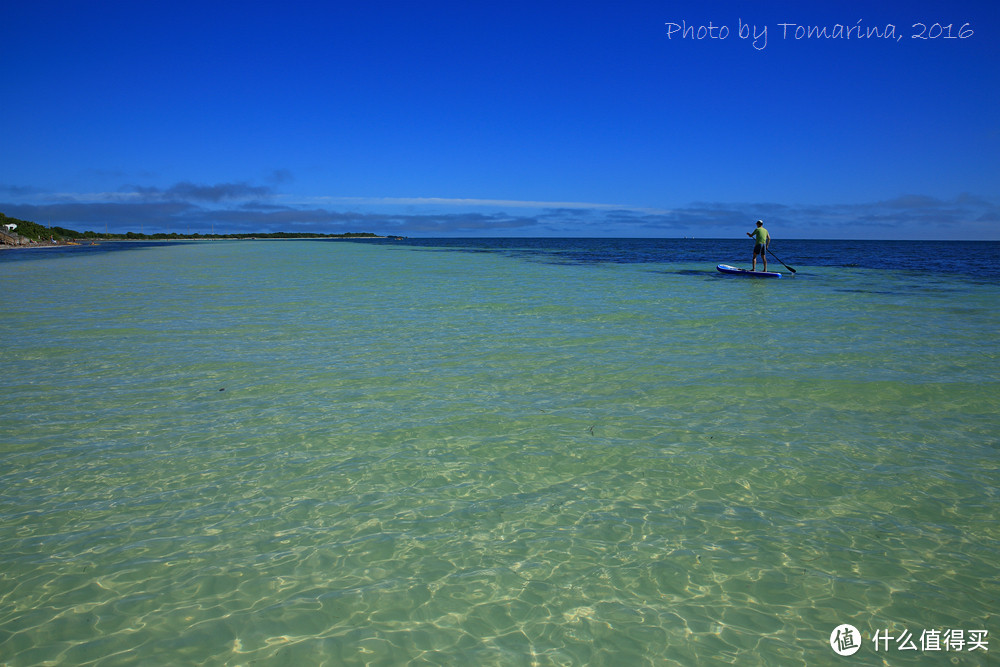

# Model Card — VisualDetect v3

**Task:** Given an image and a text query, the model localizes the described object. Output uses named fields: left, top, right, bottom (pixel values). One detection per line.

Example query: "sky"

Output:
left=2, top=1, right=998, bottom=239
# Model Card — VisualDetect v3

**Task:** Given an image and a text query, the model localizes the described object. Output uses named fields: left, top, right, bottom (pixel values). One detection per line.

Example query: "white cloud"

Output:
left=3, top=182, right=997, bottom=239
left=296, top=195, right=674, bottom=215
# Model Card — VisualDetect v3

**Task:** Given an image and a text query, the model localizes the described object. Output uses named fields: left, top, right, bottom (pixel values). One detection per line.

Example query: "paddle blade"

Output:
left=767, top=249, right=795, bottom=273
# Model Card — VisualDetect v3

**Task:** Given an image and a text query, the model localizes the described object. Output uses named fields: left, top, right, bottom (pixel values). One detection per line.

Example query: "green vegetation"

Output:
left=0, top=213, right=66, bottom=241
left=79, top=230, right=383, bottom=240
left=0, top=212, right=382, bottom=242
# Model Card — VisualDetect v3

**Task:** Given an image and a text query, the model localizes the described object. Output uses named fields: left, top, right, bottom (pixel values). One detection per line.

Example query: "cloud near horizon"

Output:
left=126, top=181, right=275, bottom=203
left=1, top=182, right=997, bottom=239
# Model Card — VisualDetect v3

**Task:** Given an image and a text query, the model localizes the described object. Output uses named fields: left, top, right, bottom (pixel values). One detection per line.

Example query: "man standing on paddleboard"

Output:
left=747, top=220, right=770, bottom=272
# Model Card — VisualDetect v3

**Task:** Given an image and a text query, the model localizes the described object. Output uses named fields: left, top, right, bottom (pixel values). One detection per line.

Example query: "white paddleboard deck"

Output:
left=717, top=264, right=782, bottom=278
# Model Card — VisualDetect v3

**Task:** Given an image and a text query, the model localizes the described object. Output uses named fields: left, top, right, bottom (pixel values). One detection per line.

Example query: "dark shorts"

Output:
left=754, top=243, right=766, bottom=254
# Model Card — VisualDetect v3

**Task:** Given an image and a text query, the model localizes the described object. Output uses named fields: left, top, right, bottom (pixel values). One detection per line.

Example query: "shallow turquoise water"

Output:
left=1, top=240, right=997, bottom=665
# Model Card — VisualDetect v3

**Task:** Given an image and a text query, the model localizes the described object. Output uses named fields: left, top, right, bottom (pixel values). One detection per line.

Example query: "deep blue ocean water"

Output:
left=1, top=238, right=997, bottom=665
left=384, top=237, right=1000, bottom=280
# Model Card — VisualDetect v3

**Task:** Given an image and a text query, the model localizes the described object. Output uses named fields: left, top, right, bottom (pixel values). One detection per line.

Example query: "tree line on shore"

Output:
left=0, top=212, right=380, bottom=242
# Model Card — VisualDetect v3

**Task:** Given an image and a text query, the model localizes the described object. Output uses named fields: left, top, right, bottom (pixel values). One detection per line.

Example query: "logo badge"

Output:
left=830, top=624, right=862, bottom=656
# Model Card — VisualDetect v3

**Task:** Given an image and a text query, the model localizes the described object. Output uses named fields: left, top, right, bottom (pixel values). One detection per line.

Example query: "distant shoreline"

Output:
left=0, top=234, right=399, bottom=251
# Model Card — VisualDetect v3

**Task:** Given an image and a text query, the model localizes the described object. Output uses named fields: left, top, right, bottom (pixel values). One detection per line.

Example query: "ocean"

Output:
left=1, top=238, right=997, bottom=665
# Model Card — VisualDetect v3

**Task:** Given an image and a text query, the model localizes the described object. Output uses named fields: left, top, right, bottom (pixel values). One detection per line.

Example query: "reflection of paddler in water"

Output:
left=746, top=220, right=770, bottom=272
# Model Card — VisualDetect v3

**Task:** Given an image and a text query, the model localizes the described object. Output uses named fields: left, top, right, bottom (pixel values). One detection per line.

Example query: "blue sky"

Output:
left=2, top=1, right=998, bottom=239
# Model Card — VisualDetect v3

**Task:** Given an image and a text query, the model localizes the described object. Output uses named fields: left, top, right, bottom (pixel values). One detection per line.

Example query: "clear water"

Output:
left=1, top=239, right=997, bottom=665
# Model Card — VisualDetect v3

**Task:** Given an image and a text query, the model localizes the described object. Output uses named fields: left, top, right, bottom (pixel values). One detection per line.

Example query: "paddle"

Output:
left=767, top=248, right=796, bottom=273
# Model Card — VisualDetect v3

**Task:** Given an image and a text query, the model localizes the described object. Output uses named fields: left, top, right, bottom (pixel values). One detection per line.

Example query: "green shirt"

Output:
left=752, top=227, right=769, bottom=245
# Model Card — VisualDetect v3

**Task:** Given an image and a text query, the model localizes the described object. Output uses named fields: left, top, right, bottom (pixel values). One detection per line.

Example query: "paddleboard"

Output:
left=717, top=264, right=782, bottom=278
